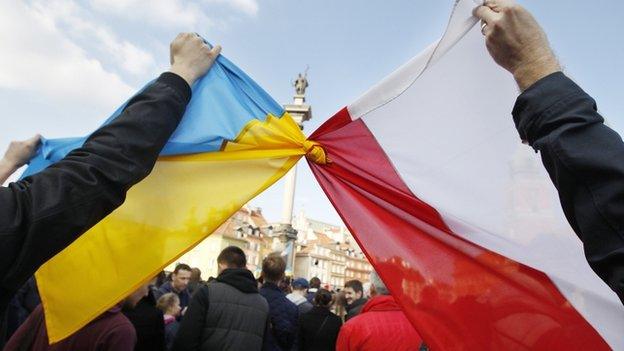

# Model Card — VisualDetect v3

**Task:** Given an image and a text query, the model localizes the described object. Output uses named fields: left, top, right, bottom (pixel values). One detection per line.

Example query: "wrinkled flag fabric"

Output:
left=307, top=0, right=623, bottom=349
left=24, top=54, right=322, bottom=343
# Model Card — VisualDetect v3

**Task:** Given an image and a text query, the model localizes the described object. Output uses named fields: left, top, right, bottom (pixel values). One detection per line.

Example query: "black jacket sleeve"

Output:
left=171, top=285, right=209, bottom=351
left=0, top=72, right=191, bottom=309
left=513, top=71, right=624, bottom=302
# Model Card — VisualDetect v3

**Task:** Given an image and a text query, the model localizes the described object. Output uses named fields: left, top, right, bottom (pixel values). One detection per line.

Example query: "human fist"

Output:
left=169, top=33, right=222, bottom=87
left=474, top=0, right=561, bottom=90
left=2, top=134, right=41, bottom=170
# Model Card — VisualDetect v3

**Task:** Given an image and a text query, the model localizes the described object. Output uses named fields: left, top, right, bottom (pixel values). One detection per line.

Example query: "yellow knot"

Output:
left=303, top=140, right=329, bottom=165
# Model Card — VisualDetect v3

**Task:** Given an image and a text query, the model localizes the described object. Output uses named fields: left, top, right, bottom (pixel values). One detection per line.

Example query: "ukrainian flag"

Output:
left=23, top=53, right=325, bottom=343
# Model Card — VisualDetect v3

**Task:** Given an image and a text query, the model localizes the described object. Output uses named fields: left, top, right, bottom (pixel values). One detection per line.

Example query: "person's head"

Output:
left=309, top=277, right=321, bottom=289
left=122, top=283, right=149, bottom=310
left=156, top=293, right=181, bottom=317
left=217, top=246, right=247, bottom=273
left=262, top=253, right=286, bottom=284
left=313, top=289, right=333, bottom=308
left=344, top=280, right=364, bottom=305
left=171, top=263, right=192, bottom=292
left=292, top=278, right=309, bottom=296
left=369, top=271, right=390, bottom=296
left=190, top=267, right=202, bottom=283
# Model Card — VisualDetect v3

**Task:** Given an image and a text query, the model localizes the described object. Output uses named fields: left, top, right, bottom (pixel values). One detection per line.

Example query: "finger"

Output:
left=210, top=45, right=222, bottom=57
left=484, top=0, right=515, bottom=12
left=26, top=134, right=42, bottom=147
left=473, top=5, right=498, bottom=24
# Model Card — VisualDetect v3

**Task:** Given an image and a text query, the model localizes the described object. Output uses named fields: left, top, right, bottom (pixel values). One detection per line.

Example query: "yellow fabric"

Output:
left=36, top=112, right=319, bottom=343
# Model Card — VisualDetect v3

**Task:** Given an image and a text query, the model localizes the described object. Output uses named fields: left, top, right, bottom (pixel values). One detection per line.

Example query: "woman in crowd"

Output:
left=297, top=289, right=342, bottom=350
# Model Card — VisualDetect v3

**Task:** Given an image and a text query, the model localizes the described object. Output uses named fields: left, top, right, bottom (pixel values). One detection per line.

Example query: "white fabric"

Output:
left=351, top=0, right=624, bottom=348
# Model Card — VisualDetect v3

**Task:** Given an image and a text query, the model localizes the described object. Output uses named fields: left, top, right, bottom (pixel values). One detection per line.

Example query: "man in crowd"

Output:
left=343, top=280, right=366, bottom=321
left=187, top=268, right=204, bottom=296
left=123, top=277, right=165, bottom=351
left=0, top=32, right=221, bottom=325
left=305, top=277, right=321, bottom=303
left=336, top=272, right=423, bottom=351
left=259, top=254, right=298, bottom=351
left=5, top=284, right=151, bottom=350
left=172, top=246, right=268, bottom=351
left=286, top=278, right=313, bottom=315
left=474, top=0, right=624, bottom=303
left=157, top=264, right=192, bottom=313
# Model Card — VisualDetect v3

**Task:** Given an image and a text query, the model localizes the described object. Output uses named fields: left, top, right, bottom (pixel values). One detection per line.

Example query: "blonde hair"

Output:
left=156, top=293, right=180, bottom=314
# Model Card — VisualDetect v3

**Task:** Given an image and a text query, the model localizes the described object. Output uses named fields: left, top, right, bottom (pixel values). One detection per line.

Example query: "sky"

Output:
left=1, top=0, right=623, bottom=226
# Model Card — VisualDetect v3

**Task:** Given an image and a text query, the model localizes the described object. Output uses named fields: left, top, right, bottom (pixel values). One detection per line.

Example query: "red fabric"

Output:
left=4, top=305, right=136, bottom=351
left=307, top=109, right=610, bottom=350
left=336, top=295, right=423, bottom=351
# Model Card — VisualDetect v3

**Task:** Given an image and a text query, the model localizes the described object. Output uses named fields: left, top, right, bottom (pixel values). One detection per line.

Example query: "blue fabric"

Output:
left=260, top=282, right=298, bottom=351
left=22, top=53, right=284, bottom=178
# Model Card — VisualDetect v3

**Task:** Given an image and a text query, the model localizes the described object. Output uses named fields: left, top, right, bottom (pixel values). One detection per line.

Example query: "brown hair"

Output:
left=262, top=253, right=286, bottom=282
left=217, top=246, right=247, bottom=268
left=344, top=279, right=364, bottom=293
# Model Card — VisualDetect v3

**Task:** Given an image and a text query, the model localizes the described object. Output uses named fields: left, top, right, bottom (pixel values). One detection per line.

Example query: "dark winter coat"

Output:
left=0, top=72, right=190, bottom=320
left=259, top=282, right=299, bottom=351
left=123, top=289, right=165, bottom=351
left=298, top=306, right=342, bottom=351
left=513, top=72, right=624, bottom=303
left=345, top=298, right=367, bottom=321
left=172, top=268, right=269, bottom=351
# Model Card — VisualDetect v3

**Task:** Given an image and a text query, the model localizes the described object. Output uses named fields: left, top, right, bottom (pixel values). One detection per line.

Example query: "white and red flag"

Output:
left=307, top=0, right=624, bottom=349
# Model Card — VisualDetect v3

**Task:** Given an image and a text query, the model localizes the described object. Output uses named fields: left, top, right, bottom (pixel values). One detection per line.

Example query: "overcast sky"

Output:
left=1, top=0, right=623, bottom=225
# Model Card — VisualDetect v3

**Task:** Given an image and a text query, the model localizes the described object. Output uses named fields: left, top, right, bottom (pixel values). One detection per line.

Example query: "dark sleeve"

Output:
left=513, top=71, right=624, bottom=302
left=171, top=285, right=209, bottom=351
left=0, top=73, right=191, bottom=302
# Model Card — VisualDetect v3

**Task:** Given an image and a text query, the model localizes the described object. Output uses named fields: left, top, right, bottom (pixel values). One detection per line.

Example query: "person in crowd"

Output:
left=156, top=293, right=181, bottom=351
left=474, top=0, right=624, bottom=303
left=343, top=280, right=366, bottom=321
left=123, top=278, right=165, bottom=351
left=172, top=246, right=268, bottom=351
left=3, top=276, right=41, bottom=343
left=5, top=283, right=151, bottom=351
left=187, top=268, right=204, bottom=296
left=259, top=253, right=298, bottom=351
left=298, top=289, right=341, bottom=351
left=157, top=264, right=192, bottom=313
left=279, top=276, right=292, bottom=295
left=336, top=272, right=423, bottom=351
left=0, top=33, right=221, bottom=331
left=286, top=278, right=313, bottom=316
left=305, top=277, right=321, bottom=303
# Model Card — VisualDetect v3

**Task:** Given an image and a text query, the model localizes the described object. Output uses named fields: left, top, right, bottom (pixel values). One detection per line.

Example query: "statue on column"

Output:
left=293, top=67, right=309, bottom=95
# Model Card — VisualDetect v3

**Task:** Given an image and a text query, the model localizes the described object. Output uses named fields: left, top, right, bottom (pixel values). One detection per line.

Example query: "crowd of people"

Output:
left=2, top=247, right=427, bottom=351
left=2, top=0, right=623, bottom=349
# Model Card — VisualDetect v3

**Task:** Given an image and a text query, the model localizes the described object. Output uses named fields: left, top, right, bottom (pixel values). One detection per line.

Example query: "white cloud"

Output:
left=0, top=1, right=134, bottom=108
left=89, top=0, right=212, bottom=28
left=30, top=0, right=156, bottom=75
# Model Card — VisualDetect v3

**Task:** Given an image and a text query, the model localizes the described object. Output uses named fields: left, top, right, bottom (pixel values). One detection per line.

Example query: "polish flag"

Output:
left=307, top=1, right=624, bottom=349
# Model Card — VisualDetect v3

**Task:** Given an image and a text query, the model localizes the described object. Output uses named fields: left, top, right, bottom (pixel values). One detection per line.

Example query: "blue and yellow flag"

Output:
left=24, top=53, right=324, bottom=343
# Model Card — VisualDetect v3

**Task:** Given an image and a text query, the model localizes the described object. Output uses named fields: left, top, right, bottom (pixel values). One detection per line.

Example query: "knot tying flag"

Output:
left=303, top=140, right=329, bottom=165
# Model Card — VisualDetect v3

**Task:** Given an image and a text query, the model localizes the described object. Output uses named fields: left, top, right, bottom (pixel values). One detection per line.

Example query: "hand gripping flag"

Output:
left=24, top=54, right=326, bottom=342
left=307, top=1, right=624, bottom=350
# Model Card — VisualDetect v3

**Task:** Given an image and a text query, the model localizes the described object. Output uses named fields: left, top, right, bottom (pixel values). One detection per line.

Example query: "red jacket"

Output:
left=336, top=295, right=423, bottom=351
